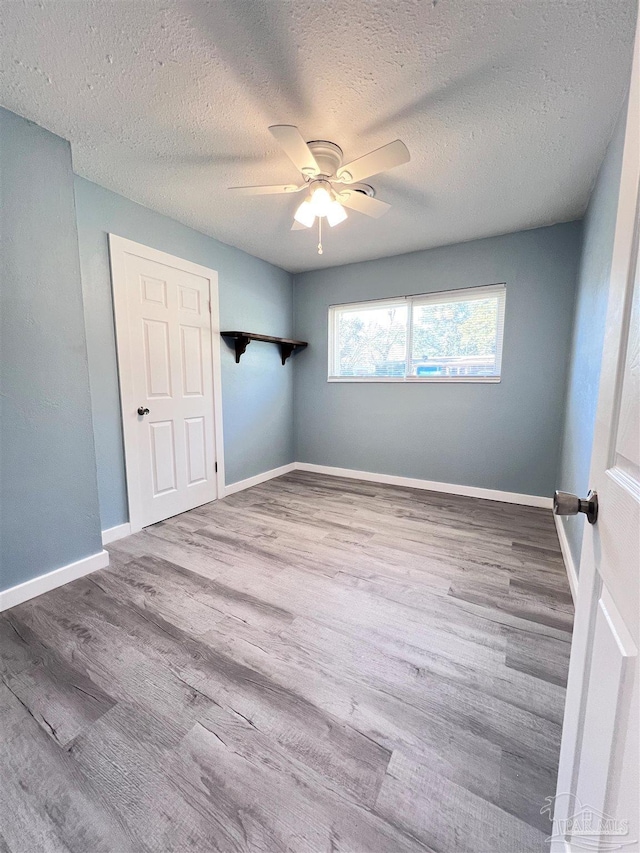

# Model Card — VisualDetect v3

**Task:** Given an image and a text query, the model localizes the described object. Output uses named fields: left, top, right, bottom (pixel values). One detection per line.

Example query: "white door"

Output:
left=109, top=237, right=225, bottom=531
left=551, top=26, right=639, bottom=853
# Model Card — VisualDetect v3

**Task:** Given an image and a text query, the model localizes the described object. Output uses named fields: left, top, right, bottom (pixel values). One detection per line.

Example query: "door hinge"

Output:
left=209, top=301, right=212, bottom=314
left=215, top=462, right=218, bottom=472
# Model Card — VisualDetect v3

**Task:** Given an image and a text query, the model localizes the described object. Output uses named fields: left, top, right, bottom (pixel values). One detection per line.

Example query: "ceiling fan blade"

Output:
left=337, top=191, right=391, bottom=219
left=336, top=140, right=410, bottom=183
left=228, top=183, right=304, bottom=195
left=269, top=125, right=320, bottom=176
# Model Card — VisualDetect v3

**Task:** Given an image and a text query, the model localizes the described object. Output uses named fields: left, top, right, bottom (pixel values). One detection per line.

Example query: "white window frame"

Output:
left=327, top=282, right=506, bottom=383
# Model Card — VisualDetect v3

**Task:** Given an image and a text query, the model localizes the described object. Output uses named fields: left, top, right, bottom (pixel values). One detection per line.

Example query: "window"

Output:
left=328, top=283, right=506, bottom=382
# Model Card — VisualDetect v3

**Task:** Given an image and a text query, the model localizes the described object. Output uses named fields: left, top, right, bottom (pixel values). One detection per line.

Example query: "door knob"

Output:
left=137, top=406, right=150, bottom=416
left=553, top=490, right=598, bottom=524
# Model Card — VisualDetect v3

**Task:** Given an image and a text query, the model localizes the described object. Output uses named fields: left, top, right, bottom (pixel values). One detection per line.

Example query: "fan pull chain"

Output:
left=317, top=216, right=323, bottom=255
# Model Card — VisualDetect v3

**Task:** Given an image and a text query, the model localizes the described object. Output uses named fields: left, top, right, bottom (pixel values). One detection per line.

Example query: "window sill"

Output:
left=327, top=376, right=502, bottom=384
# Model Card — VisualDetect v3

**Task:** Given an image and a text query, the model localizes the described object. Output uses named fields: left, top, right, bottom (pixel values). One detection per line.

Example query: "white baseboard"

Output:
left=223, top=462, right=297, bottom=497
left=0, top=549, right=110, bottom=612
left=295, top=462, right=553, bottom=509
left=102, top=522, right=132, bottom=545
left=554, top=514, right=579, bottom=604
left=224, top=461, right=554, bottom=508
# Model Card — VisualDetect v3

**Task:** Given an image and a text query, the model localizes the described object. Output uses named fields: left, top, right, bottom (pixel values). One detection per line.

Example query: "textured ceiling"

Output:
left=0, top=1, right=636, bottom=273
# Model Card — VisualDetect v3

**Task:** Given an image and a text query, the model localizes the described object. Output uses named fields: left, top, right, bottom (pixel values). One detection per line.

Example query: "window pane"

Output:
left=336, top=303, right=408, bottom=377
left=409, top=295, right=501, bottom=377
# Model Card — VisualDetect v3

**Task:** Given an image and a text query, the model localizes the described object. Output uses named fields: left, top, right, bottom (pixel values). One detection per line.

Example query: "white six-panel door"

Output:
left=552, top=24, right=639, bottom=853
left=109, top=236, right=225, bottom=531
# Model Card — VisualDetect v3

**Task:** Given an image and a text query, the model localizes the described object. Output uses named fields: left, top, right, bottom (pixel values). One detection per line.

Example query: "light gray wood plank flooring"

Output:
left=0, top=471, right=573, bottom=852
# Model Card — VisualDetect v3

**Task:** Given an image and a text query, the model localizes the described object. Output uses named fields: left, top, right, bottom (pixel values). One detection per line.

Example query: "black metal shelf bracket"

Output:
left=231, top=334, right=251, bottom=364
left=279, top=342, right=296, bottom=366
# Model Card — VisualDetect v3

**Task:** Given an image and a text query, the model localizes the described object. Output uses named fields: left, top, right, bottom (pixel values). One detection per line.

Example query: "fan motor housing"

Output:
left=306, top=140, right=343, bottom=178
left=303, top=141, right=378, bottom=200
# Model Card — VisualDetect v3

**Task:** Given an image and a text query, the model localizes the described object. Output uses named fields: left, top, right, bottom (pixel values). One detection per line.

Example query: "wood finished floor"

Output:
left=0, top=471, right=573, bottom=853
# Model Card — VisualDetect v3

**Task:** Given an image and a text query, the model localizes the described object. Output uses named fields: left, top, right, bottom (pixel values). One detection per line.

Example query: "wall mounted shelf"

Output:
left=221, top=331, right=308, bottom=365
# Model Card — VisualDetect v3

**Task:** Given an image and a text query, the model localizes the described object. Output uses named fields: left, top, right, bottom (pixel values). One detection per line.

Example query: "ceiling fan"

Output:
left=229, top=125, right=410, bottom=254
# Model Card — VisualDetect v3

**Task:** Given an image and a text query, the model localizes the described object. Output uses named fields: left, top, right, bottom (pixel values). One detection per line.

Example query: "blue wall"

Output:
left=0, top=110, right=102, bottom=592
left=74, top=177, right=294, bottom=531
left=293, top=222, right=582, bottom=498
left=557, top=106, right=627, bottom=569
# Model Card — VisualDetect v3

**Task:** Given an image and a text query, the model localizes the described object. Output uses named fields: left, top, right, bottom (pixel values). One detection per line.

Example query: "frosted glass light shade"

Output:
left=309, top=185, right=333, bottom=217
left=294, top=200, right=315, bottom=228
left=326, top=201, right=347, bottom=227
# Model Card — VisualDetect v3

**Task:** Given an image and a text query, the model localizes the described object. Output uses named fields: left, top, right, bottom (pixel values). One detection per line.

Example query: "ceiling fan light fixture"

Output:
left=326, top=201, right=347, bottom=227
left=232, top=127, right=410, bottom=254
left=294, top=199, right=316, bottom=228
